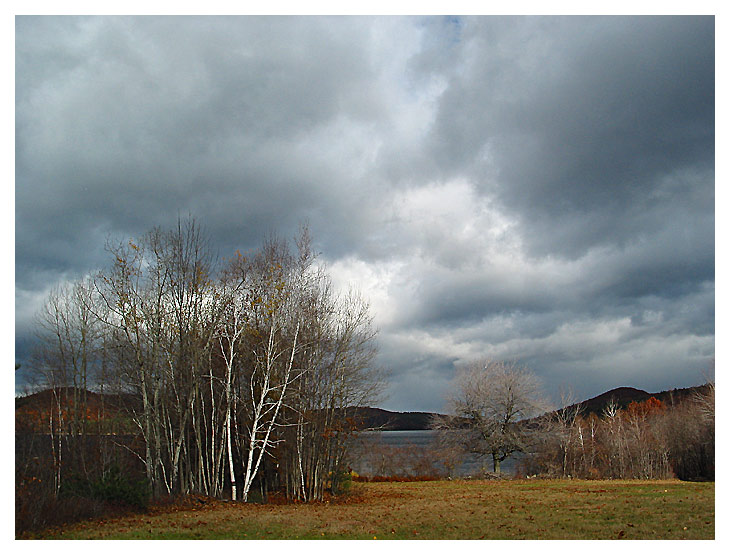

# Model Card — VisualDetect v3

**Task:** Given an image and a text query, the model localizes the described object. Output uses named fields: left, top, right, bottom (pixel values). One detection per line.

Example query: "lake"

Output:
left=349, top=429, right=518, bottom=478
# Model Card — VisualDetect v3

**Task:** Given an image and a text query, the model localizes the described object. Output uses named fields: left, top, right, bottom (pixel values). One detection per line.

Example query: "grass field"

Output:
left=31, top=479, right=714, bottom=540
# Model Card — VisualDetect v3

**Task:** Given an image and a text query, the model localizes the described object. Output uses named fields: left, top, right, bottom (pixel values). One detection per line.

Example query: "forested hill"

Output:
left=15, top=384, right=710, bottom=431
left=345, top=384, right=711, bottom=430
left=13, top=389, right=443, bottom=432
left=561, top=384, right=710, bottom=417
left=339, top=407, right=443, bottom=431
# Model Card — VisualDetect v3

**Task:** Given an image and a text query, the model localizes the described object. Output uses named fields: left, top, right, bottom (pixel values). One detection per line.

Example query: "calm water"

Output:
left=349, top=429, right=518, bottom=477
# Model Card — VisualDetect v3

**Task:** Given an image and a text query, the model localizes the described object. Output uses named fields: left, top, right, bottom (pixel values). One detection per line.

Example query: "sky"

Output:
left=14, top=15, right=715, bottom=412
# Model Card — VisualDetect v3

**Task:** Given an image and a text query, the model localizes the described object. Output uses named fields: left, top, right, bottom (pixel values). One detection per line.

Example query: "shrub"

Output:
left=61, top=466, right=150, bottom=510
left=332, top=470, right=353, bottom=495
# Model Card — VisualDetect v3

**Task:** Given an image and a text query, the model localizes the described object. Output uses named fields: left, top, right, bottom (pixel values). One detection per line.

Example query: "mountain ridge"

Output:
left=561, top=384, right=709, bottom=418
left=16, top=384, right=710, bottom=431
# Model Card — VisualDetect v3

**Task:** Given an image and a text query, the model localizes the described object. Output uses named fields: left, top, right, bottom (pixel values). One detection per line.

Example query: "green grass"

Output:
left=34, top=479, right=714, bottom=540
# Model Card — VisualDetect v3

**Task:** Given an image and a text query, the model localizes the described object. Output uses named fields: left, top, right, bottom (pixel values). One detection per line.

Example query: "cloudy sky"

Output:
left=15, top=15, right=715, bottom=412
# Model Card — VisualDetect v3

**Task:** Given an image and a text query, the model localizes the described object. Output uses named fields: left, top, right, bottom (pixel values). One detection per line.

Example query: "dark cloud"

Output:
left=422, top=16, right=713, bottom=256
left=15, top=16, right=714, bottom=410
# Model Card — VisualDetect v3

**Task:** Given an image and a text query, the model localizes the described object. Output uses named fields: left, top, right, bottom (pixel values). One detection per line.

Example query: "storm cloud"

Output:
left=15, top=16, right=714, bottom=411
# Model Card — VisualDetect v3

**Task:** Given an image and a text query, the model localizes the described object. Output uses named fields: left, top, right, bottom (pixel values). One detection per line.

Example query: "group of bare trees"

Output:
left=525, top=385, right=715, bottom=481
left=433, top=360, right=714, bottom=482
left=26, top=218, right=382, bottom=506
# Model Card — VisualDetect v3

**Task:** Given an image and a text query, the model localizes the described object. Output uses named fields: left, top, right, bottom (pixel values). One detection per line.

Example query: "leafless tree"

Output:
left=25, top=218, right=383, bottom=505
left=32, top=276, right=108, bottom=492
left=553, top=388, right=582, bottom=477
left=439, top=360, right=548, bottom=474
left=429, top=416, right=466, bottom=478
left=694, top=360, right=715, bottom=425
left=279, top=234, right=382, bottom=501
left=600, top=398, right=627, bottom=478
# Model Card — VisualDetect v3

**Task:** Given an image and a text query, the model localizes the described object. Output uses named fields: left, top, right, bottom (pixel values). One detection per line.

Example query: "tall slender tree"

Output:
left=28, top=217, right=383, bottom=502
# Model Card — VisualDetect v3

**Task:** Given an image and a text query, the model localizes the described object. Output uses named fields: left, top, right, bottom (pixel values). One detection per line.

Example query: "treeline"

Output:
left=524, top=387, right=715, bottom=481
left=344, top=386, right=714, bottom=483
left=427, top=360, right=714, bottom=482
left=18, top=218, right=382, bottom=531
left=339, top=407, right=443, bottom=431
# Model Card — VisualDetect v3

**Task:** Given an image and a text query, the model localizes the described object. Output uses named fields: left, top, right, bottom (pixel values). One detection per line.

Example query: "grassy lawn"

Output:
left=32, top=479, right=714, bottom=540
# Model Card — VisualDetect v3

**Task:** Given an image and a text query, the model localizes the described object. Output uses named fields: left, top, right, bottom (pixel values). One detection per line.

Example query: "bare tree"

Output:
left=24, top=218, right=383, bottom=505
left=32, top=276, right=107, bottom=492
left=430, top=415, right=467, bottom=478
left=553, top=388, right=582, bottom=477
left=215, top=254, right=248, bottom=500
left=440, top=360, right=548, bottom=474
left=694, top=360, right=715, bottom=425
left=600, top=398, right=625, bottom=478
left=240, top=319, right=300, bottom=502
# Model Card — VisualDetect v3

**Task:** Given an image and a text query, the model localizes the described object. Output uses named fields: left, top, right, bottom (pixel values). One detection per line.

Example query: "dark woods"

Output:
left=16, top=218, right=383, bottom=533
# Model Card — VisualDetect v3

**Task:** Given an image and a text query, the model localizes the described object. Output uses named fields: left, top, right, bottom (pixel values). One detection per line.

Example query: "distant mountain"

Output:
left=15, top=387, right=140, bottom=414
left=560, top=384, right=710, bottom=417
left=14, top=388, right=443, bottom=432
left=16, top=383, right=710, bottom=432
left=351, top=384, right=712, bottom=430
left=338, top=407, right=444, bottom=431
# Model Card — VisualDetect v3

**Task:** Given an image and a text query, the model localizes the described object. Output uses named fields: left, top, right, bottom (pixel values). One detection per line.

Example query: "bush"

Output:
left=332, top=470, right=353, bottom=495
left=61, top=466, right=150, bottom=510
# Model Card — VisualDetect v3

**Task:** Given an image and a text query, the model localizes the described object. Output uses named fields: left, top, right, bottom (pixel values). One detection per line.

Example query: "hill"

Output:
left=16, top=383, right=710, bottom=431
left=562, top=384, right=709, bottom=417
left=15, top=387, right=141, bottom=417
left=14, top=388, right=442, bottom=432
left=347, top=384, right=711, bottom=430
left=339, top=407, right=442, bottom=431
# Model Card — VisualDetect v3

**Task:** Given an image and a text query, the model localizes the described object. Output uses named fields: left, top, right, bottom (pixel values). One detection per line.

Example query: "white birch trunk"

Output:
left=241, top=322, right=299, bottom=502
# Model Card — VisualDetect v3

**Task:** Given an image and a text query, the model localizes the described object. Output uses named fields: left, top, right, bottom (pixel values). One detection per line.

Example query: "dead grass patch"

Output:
left=32, top=479, right=714, bottom=540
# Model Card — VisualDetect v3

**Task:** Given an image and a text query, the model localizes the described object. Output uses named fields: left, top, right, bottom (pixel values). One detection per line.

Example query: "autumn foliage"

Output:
left=522, top=392, right=714, bottom=481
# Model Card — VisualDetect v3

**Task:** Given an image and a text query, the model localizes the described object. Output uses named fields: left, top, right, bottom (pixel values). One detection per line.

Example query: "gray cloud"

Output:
left=422, top=17, right=713, bottom=255
left=16, top=16, right=714, bottom=411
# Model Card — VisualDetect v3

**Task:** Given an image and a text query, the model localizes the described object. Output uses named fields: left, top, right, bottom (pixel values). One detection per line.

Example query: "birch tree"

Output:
left=553, top=388, right=582, bottom=477
left=215, top=254, right=248, bottom=500
left=240, top=320, right=300, bottom=501
left=27, top=218, right=383, bottom=502
left=32, top=276, right=106, bottom=492
left=97, top=233, right=169, bottom=495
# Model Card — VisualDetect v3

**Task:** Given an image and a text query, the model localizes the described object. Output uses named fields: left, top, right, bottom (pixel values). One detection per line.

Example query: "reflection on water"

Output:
left=348, top=429, right=517, bottom=477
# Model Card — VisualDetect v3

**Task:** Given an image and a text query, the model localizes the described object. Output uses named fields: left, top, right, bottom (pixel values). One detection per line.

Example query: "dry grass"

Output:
left=28, top=479, right=714, bottom=540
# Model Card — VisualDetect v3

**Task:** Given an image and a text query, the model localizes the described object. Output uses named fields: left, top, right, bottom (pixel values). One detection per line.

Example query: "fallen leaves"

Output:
left=34, top=479, right=714, bottom=540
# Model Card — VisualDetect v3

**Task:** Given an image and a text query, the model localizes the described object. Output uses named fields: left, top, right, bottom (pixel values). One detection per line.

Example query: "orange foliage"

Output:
left=626, top=397, right=665, bottom=419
